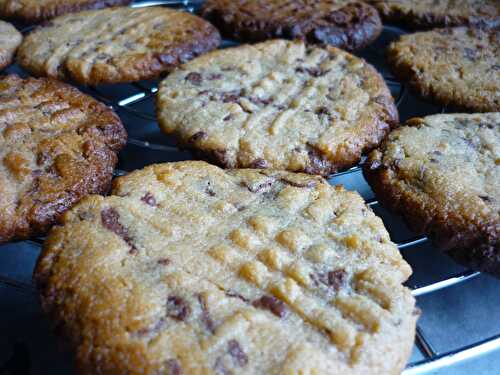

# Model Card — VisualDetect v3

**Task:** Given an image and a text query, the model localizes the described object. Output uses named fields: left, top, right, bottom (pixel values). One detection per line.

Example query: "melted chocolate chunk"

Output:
left=252, top=295, right=286, bottom=318
left=189, top=131, right=208, bottom=143
left=221, top=90, right=241, bottom=103
left=157, top=258, right=170, bottom=266
left=241, top=178, right=275, bottom=193
left=227, top=340, right=248, bottom=367
left=198, top=294, right=216, bottom=333
left=166, top=296, right=190, bottom=321
left=101, top=208, right=137, bottom=253
left=249, top=96, right=273, bottom=106
left=185, top=72, right=202, bottom=85
left=315, top=106, right=332, bottom=120
left=141, top=192, right=157, bottom=207
left=295, top=67, right=328, bottom=77
left=165, top=358, right=182, bottom=375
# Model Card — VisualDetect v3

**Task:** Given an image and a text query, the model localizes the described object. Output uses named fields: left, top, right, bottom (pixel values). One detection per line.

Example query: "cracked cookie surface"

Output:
left=0, top=21, right=21, bottom=70
left=388, top=27, right=500, bottom=112
left=157, top=40, right=398, bottom=176
left=364, top=113, right=500, bottom=276
left=0, top=75, right=126, bottom=243
left=368, top=0, right=500, bottom=29
left=200, top=0, right=382, bottom=51
left=17, top=6, right=221, bottom=85
left=0, top=0, right=131, bottom=23
left=35, top=160, right=417, bottom=375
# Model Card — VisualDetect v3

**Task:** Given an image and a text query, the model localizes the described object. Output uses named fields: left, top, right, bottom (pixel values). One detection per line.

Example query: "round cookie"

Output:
left=157, top=40, right=398, bottom=176
left=387, top=27, right=500, bottom=113
left=200, top=0, right=382, bottom=51
left=364, top=113, right=499, bottom=276
left=0, top=21, right=22, bottom=70
left=368, top=0, right=500, bottom=29
left=17, top=6, right=221, bottom=86
left=0, top=0, right=131, bottom=23
left=0, top=75, right=127, bottom=244
left=35, top=160, right=417, bottom=375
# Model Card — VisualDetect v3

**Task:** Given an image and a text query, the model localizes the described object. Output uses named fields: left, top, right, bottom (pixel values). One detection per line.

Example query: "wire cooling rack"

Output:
left=1, top=1, right=499, bottom=374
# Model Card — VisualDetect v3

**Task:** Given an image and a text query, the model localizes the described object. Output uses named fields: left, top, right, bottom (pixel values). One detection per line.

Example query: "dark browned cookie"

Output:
left=157, top=40, right=398, bottom=176
left=0, top=0, right=132, bottom=23
left=387, top=27, right=499, bottom=113
left=368, top=0, right=500, bottom=29
left=0, top=75, right=127, bottom=244
left=200, top=0, right=382, bottom=51
left=364, top=113, right=499, bottom=276
left=35, top=161, right=417, bottom=374
left=17, top=7, right=221, bottom=85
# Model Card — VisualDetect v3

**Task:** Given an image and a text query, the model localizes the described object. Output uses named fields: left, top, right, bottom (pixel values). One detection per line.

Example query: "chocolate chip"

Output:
left=101, top=208, right=137, bottom=253
left=166, top=296, right=190, bottom=321
left=221, top=91, right=241, bottom=103
left=36, top=151, right=50, bottom=166
left=241, top=178, right=275, bottom=193
left=315, top=106, right=331, bottom=120
left=198, top=294, right=215, bottom=333
left=227, top=340, right=248, bottom=367
left=479, top=195, right=491, bottom=202
left=429, top=158, right=439, bottom=163
left=157, top=258, right=170, bottom=266
left=432, top=150, right=443, bottom=156
left=252, top=295, right=286, bottom=318
left=134, top=317, right=166, bottom=337
left=249, top=96, right=273, bottom=106
left=249, top=158, right=268, bottom=169
left=313, top=269, right=347, bottom=291
left=223, top=114, right=232, bottom=122
left=304, top=144, right=330, bottom=175
left=185, top=72, right=202, bottom=85
left=165, top=359, right=182, bottom=375
left=225, top=290, right=250, bottom=303
left=141, top=192, right=157, bottom=207
left=189, top=131, right=208, bottom=143
left=208, top=73, right=222, bottom=80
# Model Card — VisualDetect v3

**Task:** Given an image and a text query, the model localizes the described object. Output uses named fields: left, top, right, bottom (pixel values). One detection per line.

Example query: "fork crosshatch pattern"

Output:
left=0, top=1, right=499, bottom=374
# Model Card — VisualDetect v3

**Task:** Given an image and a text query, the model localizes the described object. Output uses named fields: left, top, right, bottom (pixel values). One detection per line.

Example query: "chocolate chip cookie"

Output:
left=200, top=0, right=382, bottom=51
left=0, top=21, right=21, bottom=70
left=0, top=75, right=126, bottom=244
left=364, top=113, right=499, bottom=276
left=0, top=0, right=131, bottom=23
left=17, top=6, right=221, bottom=85
left=387, top=27, right=500, bottom=112
left=368, top=0, right=500, bottom=29
left=35, top=160, right=417, bottom=374
left=157, top=40, right=398, bottom=176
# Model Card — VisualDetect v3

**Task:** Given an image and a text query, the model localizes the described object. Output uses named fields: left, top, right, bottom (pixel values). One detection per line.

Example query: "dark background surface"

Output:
left=1, top=1, right=499, bottom=374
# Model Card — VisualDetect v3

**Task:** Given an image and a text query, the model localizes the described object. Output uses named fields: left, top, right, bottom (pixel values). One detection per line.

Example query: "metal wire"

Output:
left=6, top=0, right=498, bottom=373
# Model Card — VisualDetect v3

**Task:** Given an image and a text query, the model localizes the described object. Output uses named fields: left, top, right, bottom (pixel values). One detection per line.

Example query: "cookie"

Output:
left=17, top=7, right=221, bottom=85
left=200, top=0, right=382, bottom=51
left=368, top=0, right=500, bottom=29
left=0, top=0, right=132, bottom=23
left=0, top=75, right=127, bottom=244
left=157, top=40, right=398, bottom=176
left=0, top=21, right=22, bottom=70
left=387, top=27, right=500, bottom=113
left=35, top=160, right=417, bottom=374
left=364, top=113, right=499, bottom=276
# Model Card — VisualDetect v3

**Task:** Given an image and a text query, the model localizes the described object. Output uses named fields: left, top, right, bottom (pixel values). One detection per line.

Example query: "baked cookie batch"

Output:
left=0, top=1, right=498, bottom=374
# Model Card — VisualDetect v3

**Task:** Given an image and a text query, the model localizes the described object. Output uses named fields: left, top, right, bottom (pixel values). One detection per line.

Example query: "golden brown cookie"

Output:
left=368, top=0, right=500, bottom=29
left=200, top=0, right=383, bottom=51
left=0, top=20, right=22, bottom=70
left=0, top=0, right=131, bottom=23
left=364, top=113, right=499, bottom=276
left=17, top=6, right=221, bottom=85
left=387, top=27, right=499, bottom=112
left=35, top=160, right=417, bottom=375
left=157, top=40, right=398, bottom=176
left=0, top=75, right=127, bottom=243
